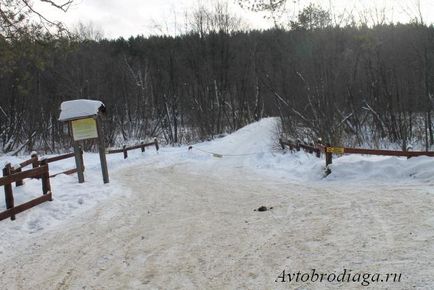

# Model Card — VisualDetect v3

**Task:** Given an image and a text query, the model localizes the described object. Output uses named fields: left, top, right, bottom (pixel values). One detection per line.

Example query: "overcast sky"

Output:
left=35, top=0, right=434, bottom=39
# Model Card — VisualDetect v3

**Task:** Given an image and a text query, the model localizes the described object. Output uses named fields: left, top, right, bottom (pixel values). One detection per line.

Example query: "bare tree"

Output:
left=0, top=0, right=72, bottom=38
left=237, top=0, right=290, bottom=27
left=73, top=22, right=104, bottom=41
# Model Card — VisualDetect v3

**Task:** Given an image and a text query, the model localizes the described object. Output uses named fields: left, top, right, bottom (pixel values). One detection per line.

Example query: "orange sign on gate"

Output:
left=326, top=147, right=345, bottom=154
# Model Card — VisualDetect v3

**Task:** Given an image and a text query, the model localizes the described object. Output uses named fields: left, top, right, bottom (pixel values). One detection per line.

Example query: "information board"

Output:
left=71, top=118, right=98, bottom=141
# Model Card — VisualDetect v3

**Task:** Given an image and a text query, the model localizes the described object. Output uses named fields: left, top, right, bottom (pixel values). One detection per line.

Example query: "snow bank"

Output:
left=328, top=154, right=434, bottom=183
left=173, top=117, right=434, bottom=185
left=0, top=149, right=158, bottom=254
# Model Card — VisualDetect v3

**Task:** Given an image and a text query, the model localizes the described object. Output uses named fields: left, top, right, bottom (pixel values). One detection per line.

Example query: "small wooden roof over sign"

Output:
left=58, top=99, right=105, bottom=122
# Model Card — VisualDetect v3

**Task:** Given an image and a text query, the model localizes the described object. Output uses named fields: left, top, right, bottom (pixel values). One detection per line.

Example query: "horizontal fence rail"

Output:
left=280, top=138, right=434, bottom=176
left=107, top=139, right=159, bottom=159
left=329, top=146, right=434, bottom=157
left=0, top=166, right=47, bottom=186
left=42, top=150, right=84, bottom=178
left=279, top=138, right=322, bottom=158
left=10, top=150, right=84, bottom=181
left=43, top=152, right=76, bottom=164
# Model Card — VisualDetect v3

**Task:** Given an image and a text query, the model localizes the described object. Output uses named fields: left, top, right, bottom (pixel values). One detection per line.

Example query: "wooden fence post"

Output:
left=326, top=151, right=333, bottom=166
left=308, top=143, right=314, bottom=154
left=325, top=144, right=332, bottom=176
left=79, top=146, right=85, bottom=172
left=154, top=138, right=159, bottom=151
left=39, top=160, right=52, bottom=201
left=316, top=139, right=323, bottom=158
left=3, top=163, right=15, bottom=220
left=279, top=138, right=285, bottom=150
left=15, top=167, right=23, bottom=187
left=296, top=139, right=301, bottom=151
left=123, top=145, right=128, bottom=159
left=141, top=141, right=145, bottom=152
left=31, top=152, right=38, bottom=168
left=95, top=117, right=109, bottom=184
left=73, top=143, right=85, bottom=183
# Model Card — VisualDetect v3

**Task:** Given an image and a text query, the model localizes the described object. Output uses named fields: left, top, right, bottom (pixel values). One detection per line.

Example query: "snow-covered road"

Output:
left=0, top=163, right=433, bottom=289
left=0, top=118, right=433, bottom=289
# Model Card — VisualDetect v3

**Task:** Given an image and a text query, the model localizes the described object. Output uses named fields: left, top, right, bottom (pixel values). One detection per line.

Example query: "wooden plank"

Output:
left=342, top=147, right=434, bottom=157
left=154, top=138, right=159, bottom=151
left=297, top=143, right=321, bottom=158
left=281, top=139, right=322, bottom=155
left=279, top=138, right=285, bottom=150
left=31, top=152, right=39, bottom=169
left=0, top=166, right=47, bottom=187
left=107, top=148, right=124, bottom=154
left=3, top=163, right=15, bottom=220
left=17, top=157, right=37, bottom=169
left=73, top=143, right=85, bottom=183
left=96, top=117, right=109, bottom=184
left=123, top=145, right=128, bottom=159
left=79, top=147, right=85, bottom=172
left=0, top=208, right=12, bottom=221
left=299, top=143, right=316, bottom=151
left=0, top=193, right=52, bottom=222
left=39, top=160, right=51, bottom=196
left=14, top=168, right=24, bottom=186
left=10, top=156, right=38, bottom=173
left=124, top=141, right=158, bottom=151
left=50, top=168, right=78, bottom=178
left=107, top=141, right=158, bottom=154
left=43, top=152, right=75, bottom=164
left=124, top=143, right=142, bottom=151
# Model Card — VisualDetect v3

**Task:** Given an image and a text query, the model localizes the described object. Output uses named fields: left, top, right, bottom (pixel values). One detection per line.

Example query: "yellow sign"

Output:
left=326, top=147, right=345, bottom=154
left=71, top=118, right=98, bottom=141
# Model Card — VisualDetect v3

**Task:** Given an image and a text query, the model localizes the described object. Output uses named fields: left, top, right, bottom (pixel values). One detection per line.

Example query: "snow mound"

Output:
left=178, top=117, right=326, bottom=181
left=196, top=117, right=278, bottom=155
left=183, top=117, right=434, bottom=184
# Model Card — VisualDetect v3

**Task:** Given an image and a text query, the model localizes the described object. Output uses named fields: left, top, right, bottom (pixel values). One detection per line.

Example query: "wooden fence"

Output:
left=10, top=150, right=84, bottom=180
left=43, top=150, right=84, bottom=178
left=0, top=149, right=85, bottom=222
left=0, top=161, right=52, bottom=221
left=279, top=138, right=321, bottom=158
left=280, top=138, right=434, bottom=175
left=107, top=138, right=159, bottom=159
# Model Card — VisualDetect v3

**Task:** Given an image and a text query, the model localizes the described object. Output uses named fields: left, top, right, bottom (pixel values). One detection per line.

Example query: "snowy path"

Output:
left=0, top=118, right=433, bottom=289
left=0, top=162, right=432, bottom=289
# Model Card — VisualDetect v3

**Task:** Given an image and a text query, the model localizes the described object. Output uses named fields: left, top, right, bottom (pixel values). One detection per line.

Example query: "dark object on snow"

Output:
left=255, top=206, right=273, bottom=212
left=188, top=146, right=193, bottom=150
left=257, top=206, right=267, bottom=212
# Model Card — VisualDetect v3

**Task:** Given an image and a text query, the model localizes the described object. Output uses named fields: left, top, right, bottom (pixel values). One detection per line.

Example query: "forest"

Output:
left=0, top=2, right=433, bottom=154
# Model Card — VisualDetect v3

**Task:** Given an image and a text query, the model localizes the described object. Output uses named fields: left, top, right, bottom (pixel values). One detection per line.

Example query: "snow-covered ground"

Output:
left=0, top=117, right=433, bottom=289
